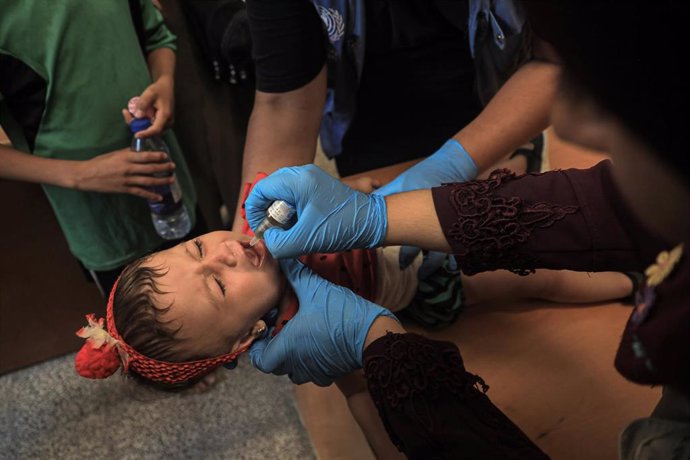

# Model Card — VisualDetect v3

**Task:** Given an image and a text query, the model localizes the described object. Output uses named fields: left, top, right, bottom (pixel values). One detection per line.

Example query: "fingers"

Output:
left=245, top=165, right=321, bottom=234
left=124, top=152, right=176, bottom=177
left=244, top=172, right=297, bottom=231
left=127, top=160, right=175, bottom=176
left=134, top=88, right=156, bottom=120
left=132, top=88, right=168, bottom=138
left=139, top=107, right=170, bottom=138
left=246, top=167, right=298, bottom=208
left=399, top=245, right=423, bottom=270
left=124, top=186, right=164, bottom=202
left=262, top=227, right=293, bottom=259
left=125, top=173, right=174, bottom=187
left=248, top=335, right=285, bottom=374
left=121, top=109, right=134, bottom=125
left=277, top=258, right=310, bottom=282
left=128, top=150, right=169, bottom=163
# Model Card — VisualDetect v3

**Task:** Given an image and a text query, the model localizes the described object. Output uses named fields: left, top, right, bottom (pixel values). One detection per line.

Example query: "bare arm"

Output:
left=0, top=144, right=175, bottom=201
left=0, top=144, right=81, bottom=188
left=455, top=59, right=559, bottom=172
left=231, top=65, right=327, bottom=230
left=383, top=189, right=452, bottom=253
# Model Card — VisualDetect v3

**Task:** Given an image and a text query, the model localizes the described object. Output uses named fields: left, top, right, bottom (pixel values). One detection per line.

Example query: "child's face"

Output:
left=144, top=231, right=282, bottom=358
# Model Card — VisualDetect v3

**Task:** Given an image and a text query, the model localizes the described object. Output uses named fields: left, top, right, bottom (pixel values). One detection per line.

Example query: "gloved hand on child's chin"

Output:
left=249, top=259, right=398, bottom=386
left=245, top=165, right=388, bottom=259
left=373, top=139, right=477, bottom=270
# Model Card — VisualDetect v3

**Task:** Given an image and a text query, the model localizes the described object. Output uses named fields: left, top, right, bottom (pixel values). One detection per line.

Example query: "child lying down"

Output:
left=74, top=228, right=639, bottom=385
left=74, top=178, right=638, bottom=457
left=75, top=229, right=637, bottom=455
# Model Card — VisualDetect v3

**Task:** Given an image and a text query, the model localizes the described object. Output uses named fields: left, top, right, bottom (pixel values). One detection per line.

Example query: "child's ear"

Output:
left=232, top=320, right=267, bottom=352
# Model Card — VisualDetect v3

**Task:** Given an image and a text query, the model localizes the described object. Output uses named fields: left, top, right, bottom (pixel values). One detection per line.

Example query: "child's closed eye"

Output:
left=214, top=277, right=226, bottom=296
left=194, top=239, right=203, bottom=257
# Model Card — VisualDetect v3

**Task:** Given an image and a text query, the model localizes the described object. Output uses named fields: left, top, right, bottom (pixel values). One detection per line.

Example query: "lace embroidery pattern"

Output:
left=446, top=169, right=578, bottom=275
left=364, top=333, right=487, bottom=451
left=364, top=333, right=549, bottom=458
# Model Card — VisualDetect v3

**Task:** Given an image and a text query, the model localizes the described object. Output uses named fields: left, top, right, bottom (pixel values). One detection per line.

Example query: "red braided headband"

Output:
left=74, top=278, right=248, bottom=384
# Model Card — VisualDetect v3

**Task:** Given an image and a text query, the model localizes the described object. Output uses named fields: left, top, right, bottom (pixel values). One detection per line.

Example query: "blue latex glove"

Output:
left=249, top=259, right=398, bottom=386
left=373, top=139, right=478, bottom=196
left=245, top=165, right=388, bottom=259
left=373, top=139, right=477, bottom=270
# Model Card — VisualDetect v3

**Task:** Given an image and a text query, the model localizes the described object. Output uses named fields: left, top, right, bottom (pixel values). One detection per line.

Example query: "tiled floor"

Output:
left=294, top=130, right=660, bottom=460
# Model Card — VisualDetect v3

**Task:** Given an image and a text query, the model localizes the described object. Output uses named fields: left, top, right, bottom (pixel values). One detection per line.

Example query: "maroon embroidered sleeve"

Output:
left=363, top=333, right=549, bottom=459
left=432, top=160, right=666, bottom=275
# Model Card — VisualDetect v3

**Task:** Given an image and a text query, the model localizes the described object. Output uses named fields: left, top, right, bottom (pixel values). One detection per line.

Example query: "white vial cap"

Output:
left=267, top=200, right=295, bottom=225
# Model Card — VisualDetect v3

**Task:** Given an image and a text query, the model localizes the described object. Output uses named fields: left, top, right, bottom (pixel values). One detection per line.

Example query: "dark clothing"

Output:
left=432, top=162, right=665, bottom=275
left=365, top=333, right=549, bottom=459
left=246, top=0, right=482, bottom=174
left=0, top=54, right=46, bottom=151
left=432, top=162, right=688, bottom=392
left=363, top=161, right=689, bottom=457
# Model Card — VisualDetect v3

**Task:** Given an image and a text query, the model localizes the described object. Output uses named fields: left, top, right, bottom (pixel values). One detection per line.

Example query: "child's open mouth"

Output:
left=241, top=240, right=265, bottom=268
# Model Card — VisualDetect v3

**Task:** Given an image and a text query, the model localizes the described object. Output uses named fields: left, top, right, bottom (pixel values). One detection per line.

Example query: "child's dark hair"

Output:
left=113, top=257, right=202, bottom=392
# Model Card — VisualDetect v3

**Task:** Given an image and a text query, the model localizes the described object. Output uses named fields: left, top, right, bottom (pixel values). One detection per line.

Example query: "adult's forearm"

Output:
left=363, top=332, right=549, bottom=459
left=455, top=60, right=558, bottom=172
left=0, top=145, right=77, bottom=188
left=382, top=189, right=452, bottom=253
left=432, top=162, right=667, bottom=275
left=146, top=47, right=176, bottom=83
left=232, top=66, right=327, bottom=230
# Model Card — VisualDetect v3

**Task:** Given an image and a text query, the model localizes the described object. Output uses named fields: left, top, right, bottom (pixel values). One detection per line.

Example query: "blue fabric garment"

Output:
left=468, top=0, right=527, bottom=58
left=312, top=0, right=365, bottom=158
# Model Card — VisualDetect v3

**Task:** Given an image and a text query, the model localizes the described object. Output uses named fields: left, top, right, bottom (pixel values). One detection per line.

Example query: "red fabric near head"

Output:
left=105, top=278, right=247, bottom=384
left=75, top=337, right=121, bottom=379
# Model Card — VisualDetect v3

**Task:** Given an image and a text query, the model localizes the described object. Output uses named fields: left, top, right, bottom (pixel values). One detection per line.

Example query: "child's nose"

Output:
left=205, top=243, right=237, bottom=268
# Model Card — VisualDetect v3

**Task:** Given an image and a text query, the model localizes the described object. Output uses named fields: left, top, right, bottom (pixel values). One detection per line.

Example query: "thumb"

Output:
left=244, top=187, right=279, bottom=231
left=262, top=226, right=297, bottom=259
left=278, top=258, right=324, bottom=303
left=278, top=258, right=311, bottom=284
left=248, top=334, right=282, bottom=374
left=136, top=88, right=156, bottom=119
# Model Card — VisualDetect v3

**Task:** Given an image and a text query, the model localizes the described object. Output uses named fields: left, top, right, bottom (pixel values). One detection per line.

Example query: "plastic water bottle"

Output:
left=129, top=118, right=192, bottom=240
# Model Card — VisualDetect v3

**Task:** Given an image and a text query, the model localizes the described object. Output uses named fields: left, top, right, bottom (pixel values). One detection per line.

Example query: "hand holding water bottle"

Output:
left=128, top=76, right=175, bottom=138
left=126, top=97, right=191, bottom=240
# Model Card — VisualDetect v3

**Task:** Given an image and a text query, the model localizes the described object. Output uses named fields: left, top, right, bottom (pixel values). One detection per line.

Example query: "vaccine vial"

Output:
left=249, top=200, right=295, bottom=246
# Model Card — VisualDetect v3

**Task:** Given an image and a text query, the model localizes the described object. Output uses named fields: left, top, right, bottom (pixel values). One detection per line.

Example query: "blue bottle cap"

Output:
left=130, top=118, right=152, bottom=133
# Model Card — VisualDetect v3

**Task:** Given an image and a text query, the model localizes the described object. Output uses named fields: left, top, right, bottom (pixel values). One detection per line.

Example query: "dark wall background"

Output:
left=0, top=177, right=103, bottom=374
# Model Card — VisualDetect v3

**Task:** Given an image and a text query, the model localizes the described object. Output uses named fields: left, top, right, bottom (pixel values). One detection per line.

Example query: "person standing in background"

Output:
left=0, top=0, right=198, bottom=296
left=232, top=0, right=557, bottom=232
left=155, top=0, right=255, bottom=230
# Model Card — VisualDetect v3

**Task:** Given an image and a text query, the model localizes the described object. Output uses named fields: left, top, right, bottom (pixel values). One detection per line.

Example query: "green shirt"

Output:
left=0, top=0, right=196, bottom=270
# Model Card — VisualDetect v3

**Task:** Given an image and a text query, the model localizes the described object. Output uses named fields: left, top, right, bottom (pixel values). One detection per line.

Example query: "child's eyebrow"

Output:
left=183, top=241, right=197, bottom=260
left=181, top=241, right=223, bottom=305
